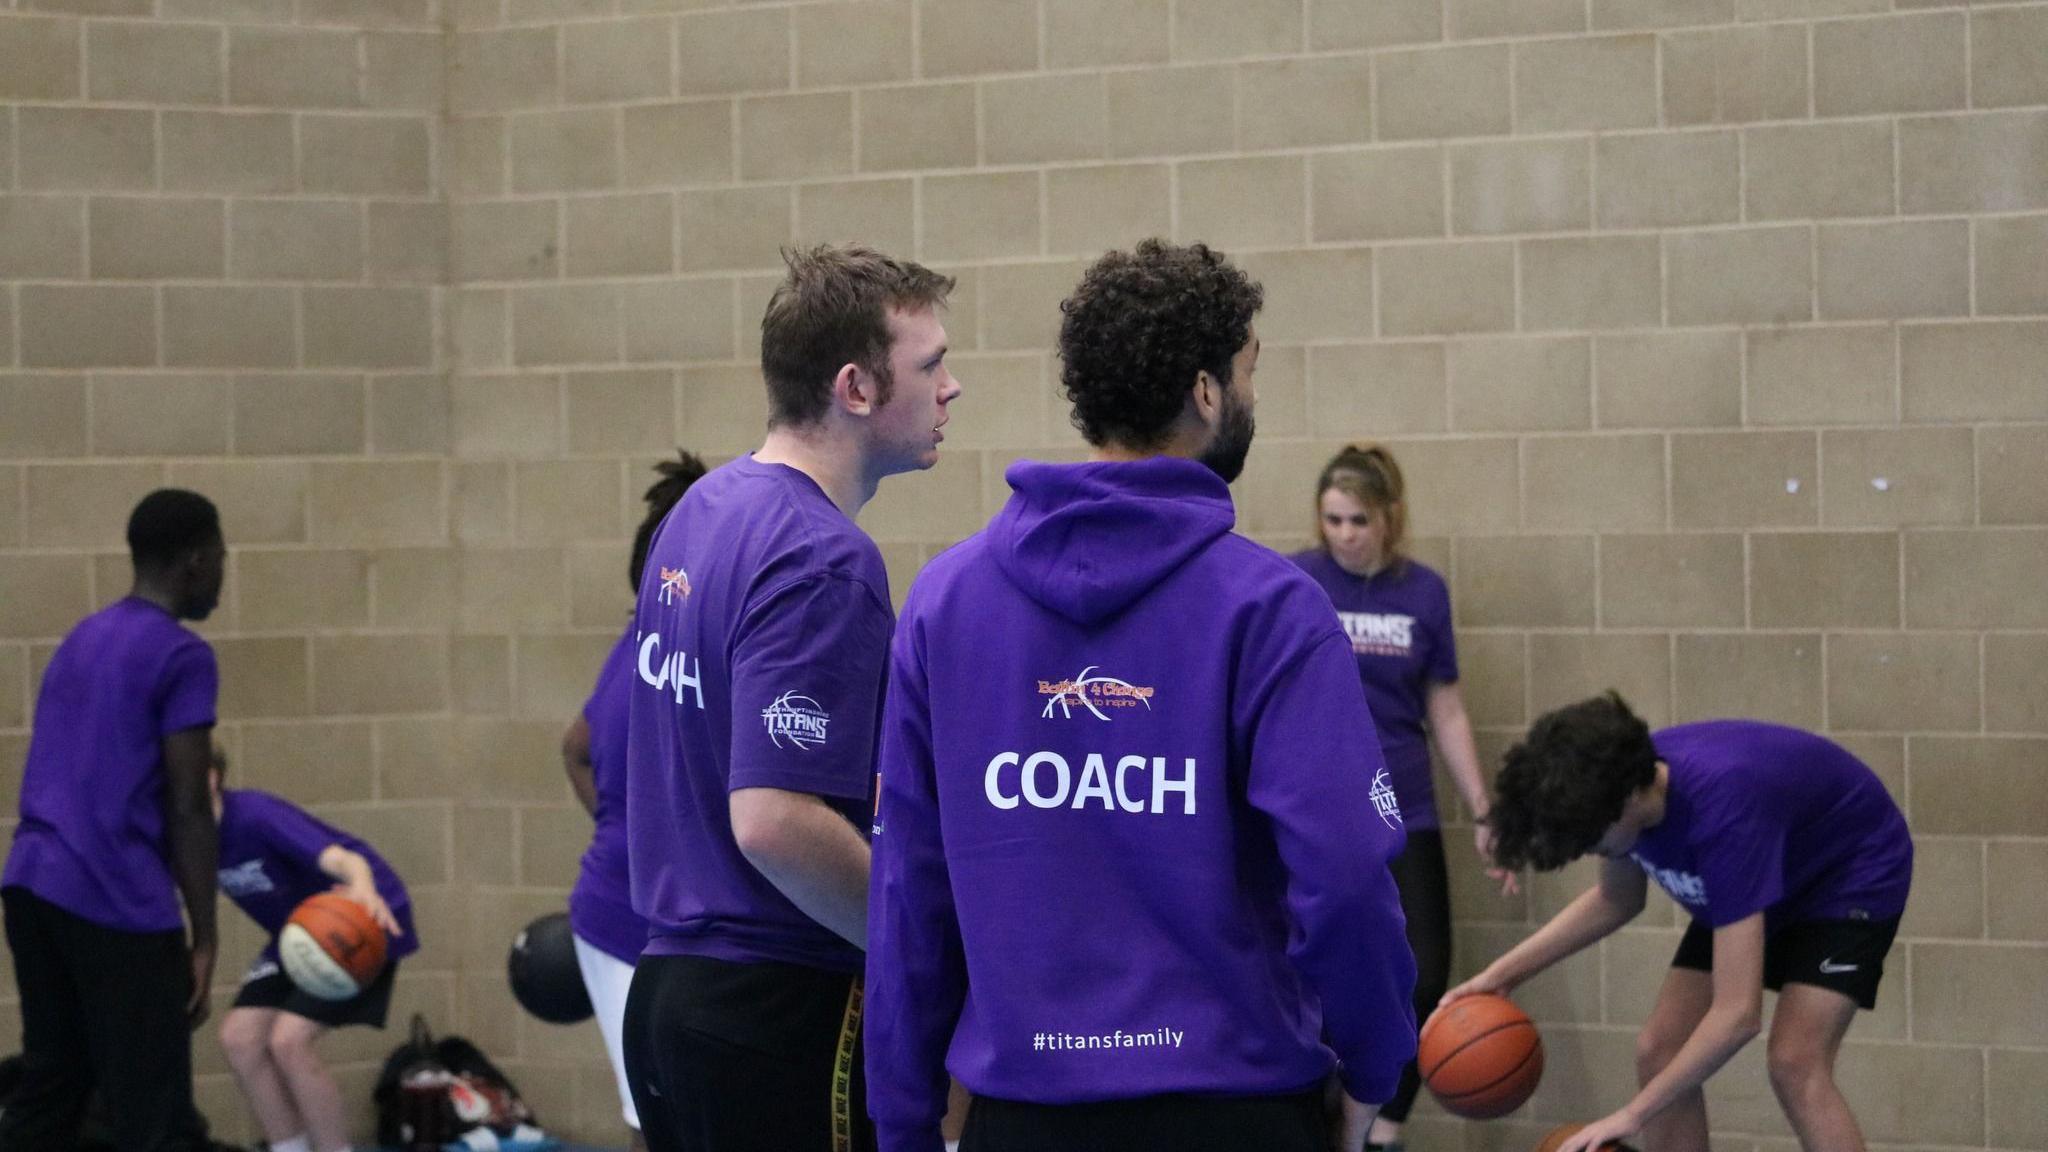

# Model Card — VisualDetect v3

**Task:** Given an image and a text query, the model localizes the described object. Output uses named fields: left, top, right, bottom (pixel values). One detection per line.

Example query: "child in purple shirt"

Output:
left=211, top=750, right=415, bottom=1152
left=1445, top=694, right=1913, bottom=1152
left=559, top=450, right=704, bottom=1152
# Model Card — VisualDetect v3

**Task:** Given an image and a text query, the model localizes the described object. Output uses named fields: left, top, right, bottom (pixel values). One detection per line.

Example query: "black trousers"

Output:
left=624, top=952, right=874, bottom=1152
left=0, top=887, right=209, bottom=1152
left=1381, top=828, right=1451, bottom=1124
left=962, top=1088, right=1325, bottom=1152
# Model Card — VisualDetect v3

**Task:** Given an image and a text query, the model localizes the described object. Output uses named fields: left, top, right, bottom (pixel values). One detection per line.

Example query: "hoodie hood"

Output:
left=989, top=456, right=1236, bottom=626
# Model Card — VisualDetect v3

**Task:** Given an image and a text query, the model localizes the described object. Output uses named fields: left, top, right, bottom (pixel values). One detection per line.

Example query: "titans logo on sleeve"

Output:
left=1368, top=768, right=1403, bottom=830
left=762, top=692, right=831, bottom=750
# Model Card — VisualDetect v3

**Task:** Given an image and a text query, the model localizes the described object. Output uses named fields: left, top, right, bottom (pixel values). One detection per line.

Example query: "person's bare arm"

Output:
left=562, top=715, right=598, bottom=817
left=1425, top=681, right=1517, bottom=896
left=1559, top=914, right=1765, bottom=1152
left=730, top=786, right=871, bottom=950
left=162, top=727, right=218, bottom=1029
left=316, top=845, right=404, bottom=937
left=1442, top=856, right=1646, bottom=1005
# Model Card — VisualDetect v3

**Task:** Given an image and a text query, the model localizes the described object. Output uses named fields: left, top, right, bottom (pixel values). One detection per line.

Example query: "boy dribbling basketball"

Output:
left=210, top=751, right=417, bottom=1152
left=1443, top=694, right=1912, bottom=1152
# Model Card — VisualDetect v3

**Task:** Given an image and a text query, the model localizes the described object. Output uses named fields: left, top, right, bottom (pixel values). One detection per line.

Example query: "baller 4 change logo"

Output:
left=1037, top=666, right=1156, bottom=721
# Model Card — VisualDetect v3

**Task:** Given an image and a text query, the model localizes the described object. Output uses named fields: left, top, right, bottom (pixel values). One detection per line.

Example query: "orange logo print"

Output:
left=1037, top=666, right=1156, bottom=721
left=658, top=566, right=692, bottom=605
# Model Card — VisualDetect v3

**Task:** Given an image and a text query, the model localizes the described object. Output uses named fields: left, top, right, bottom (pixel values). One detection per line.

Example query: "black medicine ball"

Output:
left=507, top=911, right=593, bottom=1024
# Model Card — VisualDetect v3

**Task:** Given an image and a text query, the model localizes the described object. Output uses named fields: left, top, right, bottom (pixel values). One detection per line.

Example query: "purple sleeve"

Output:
left=728, top=574, right=893, bottom=801
left=864, top=606, right=960, bottom=1152
left=1242, top=626, right=1418, bottom=1104
left=1424, top=574, right=1458, bottom=685
left=1694, top=794, right=1786, bottom=927
left=248, top=792, right=344, bottom=872
left=158, top=640, right=218, bottom=736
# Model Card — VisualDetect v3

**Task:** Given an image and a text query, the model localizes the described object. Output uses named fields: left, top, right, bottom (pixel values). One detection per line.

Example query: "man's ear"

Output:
left=1190, top=370, right=1223, bottom=427
left=834, top=361, right=879, bottom=418
left=174, top=546, right=205, bottom=585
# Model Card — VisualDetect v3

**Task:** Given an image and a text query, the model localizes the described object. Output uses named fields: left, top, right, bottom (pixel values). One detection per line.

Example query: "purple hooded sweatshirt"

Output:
left=866, top=457, right=1418, bottom=1152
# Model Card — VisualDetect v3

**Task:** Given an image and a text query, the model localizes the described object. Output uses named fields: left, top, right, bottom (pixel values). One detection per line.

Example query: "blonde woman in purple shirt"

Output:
left=1446, top=694, right=1912, bottom=1152
left=1289, top=444, right=1513, bottom=1152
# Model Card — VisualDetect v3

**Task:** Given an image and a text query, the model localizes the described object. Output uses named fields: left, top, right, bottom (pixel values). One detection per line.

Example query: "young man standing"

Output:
left=1446, top=693, right=1913, bottom=1152
left=623, top=245, right=959, bottom=1152
left=866, top=240, right=1418, bottom=1152
left=0, top=489, right=227, bottom=1152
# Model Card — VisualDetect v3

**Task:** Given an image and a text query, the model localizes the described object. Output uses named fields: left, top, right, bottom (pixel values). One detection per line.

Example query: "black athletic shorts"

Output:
left=962, top=1088, right=1326, bottom=1152
left=1671, top=916, right=1900, bottom=1010
left=232, top=953, right=399, bottom=1029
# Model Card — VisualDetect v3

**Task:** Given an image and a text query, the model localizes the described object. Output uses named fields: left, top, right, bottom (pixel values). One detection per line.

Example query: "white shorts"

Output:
left=572, top=933, right=640, bottom=1131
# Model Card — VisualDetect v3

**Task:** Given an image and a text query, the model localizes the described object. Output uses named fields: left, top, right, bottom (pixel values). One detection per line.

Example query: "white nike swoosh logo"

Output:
left=1818, top=959, right=1859, bottom=974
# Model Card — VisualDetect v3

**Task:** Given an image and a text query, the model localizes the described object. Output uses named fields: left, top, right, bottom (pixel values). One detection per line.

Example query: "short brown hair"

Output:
left=1314, top=443, right=1408, bottom=563
left=759, top=245, right=955, bottom=429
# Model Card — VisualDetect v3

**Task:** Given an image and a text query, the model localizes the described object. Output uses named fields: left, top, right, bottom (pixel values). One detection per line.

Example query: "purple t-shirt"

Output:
left=626, top=455, right=892, bottom=974
left=867, top=458, right=1417, bottom=1152
left=1289, top=551, right=1458, bottom=829
left=4, top=598, right=218, bottom=933
left=216, top=788, right=418, bottom=963
left=1632, top=721, right=1913, bottom=931
left=569, top=628, right=650, bottom=964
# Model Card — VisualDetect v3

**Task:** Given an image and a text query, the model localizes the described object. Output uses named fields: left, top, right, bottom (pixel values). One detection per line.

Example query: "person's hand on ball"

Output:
left=336, top=882, right=403, bottom=937
left=1558, top=1108, right=1641, bottom=1152
left=1437, top=967, right=1514, bottom=1010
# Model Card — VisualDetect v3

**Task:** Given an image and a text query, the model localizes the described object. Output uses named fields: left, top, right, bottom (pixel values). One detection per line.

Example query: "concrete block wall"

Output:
left=4, top=0, right=2044, bottom=1145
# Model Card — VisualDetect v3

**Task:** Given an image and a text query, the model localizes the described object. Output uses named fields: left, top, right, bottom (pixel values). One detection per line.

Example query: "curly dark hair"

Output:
left=1489, top=692, right=1660, bottom=872
left=1057, top=239, right=1264, bottom=450
left=629, top=450, right=709, bottom=592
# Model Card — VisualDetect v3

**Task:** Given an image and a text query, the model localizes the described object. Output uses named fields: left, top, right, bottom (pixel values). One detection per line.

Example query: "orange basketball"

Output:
left=1417, top=993, right=1543, bottom=1119
left=1534, top=1123, right=1634, bottom=1152
left=279, top=892, right=387, bottom=1001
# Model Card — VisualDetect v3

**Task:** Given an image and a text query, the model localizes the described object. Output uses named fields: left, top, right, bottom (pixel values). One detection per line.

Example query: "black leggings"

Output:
left=1380, top=829, right=1450, bottom=1124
